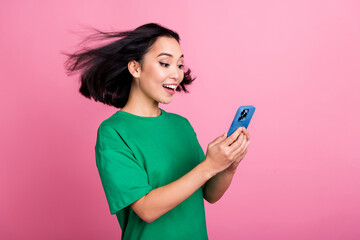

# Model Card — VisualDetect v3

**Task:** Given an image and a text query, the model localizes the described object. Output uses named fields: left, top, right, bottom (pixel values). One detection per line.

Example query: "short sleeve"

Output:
left=193, top=132, right=206, bottom=164
left=95, top=124, right=152, bottom=215
left=184, top=118, right=206, bottom=164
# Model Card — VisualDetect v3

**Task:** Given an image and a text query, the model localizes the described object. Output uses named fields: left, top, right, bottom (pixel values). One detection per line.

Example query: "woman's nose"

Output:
left=170, top=66, right=182, bottom=80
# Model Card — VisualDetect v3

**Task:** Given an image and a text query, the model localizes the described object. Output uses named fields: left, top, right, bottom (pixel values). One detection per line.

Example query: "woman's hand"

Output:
left=226, top=127, right=251, bottom=173
left=204, top=127, right=251, bottom=175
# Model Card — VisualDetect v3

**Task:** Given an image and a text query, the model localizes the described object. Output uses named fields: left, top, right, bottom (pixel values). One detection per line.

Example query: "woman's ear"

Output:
left=128, top=60, right=141, bottom=78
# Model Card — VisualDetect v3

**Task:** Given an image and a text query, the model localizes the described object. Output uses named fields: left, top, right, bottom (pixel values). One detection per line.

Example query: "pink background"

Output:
left=1, top=0, right=359, bottom=239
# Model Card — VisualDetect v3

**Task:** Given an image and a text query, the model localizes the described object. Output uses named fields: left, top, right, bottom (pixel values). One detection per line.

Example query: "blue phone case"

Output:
left=227, top=105, right=255, bottom=137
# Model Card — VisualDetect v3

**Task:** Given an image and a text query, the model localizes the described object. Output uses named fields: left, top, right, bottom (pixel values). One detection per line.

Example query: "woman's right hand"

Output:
left=204, top=127, right=248, bottom=174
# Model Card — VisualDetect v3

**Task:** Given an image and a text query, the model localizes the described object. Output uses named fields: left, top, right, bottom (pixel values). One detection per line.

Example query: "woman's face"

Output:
left=135, top=36, right=185, bottom=105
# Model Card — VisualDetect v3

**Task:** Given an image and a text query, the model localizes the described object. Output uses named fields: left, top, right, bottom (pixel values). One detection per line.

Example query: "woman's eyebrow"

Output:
left=157, top=52, right=184, bottom=59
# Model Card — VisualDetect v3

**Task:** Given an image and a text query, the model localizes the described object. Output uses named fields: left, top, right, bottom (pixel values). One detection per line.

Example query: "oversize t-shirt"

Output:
left=95, top=108, right=208, bottom=239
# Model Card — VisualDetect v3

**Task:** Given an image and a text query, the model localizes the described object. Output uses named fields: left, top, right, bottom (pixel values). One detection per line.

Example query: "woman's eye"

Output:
left=159, top=62, right=169, bottom=67
left=160, top=62, right=184, bottom=69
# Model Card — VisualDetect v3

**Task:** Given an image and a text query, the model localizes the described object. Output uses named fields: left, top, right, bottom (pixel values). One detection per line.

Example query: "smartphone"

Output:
left=227, top=105, right=255, bottom=137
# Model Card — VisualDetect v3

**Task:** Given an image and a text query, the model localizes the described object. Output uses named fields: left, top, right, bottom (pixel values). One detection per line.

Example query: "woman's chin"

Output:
left=159, top=97, right=173, bottom=104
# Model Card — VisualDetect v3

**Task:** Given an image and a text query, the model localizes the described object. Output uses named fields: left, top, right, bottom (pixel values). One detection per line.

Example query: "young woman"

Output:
left=65, top=23, right=250, bottom=240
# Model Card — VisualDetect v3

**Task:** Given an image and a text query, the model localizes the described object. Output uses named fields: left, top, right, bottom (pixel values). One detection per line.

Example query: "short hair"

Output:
left=63, top=23, right=196, bottom=108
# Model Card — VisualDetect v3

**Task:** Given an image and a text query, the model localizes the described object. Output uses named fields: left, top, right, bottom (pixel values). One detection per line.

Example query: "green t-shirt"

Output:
left=95, top=108, right=208, bottom=239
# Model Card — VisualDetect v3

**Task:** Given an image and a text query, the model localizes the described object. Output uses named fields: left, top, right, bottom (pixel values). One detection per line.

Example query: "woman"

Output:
left=65, top=23, right=250, bottom=240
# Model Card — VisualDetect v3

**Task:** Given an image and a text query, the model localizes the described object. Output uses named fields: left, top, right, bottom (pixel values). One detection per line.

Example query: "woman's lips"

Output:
left=163, top=86, right=175, bottom=95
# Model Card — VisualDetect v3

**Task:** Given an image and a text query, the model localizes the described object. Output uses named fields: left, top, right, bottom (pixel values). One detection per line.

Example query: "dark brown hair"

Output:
left=63, top=23, right=196, bottom=108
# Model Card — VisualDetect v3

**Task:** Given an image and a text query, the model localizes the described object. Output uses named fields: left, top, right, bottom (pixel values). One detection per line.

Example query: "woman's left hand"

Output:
left=226, top=127, right=251, bottom=174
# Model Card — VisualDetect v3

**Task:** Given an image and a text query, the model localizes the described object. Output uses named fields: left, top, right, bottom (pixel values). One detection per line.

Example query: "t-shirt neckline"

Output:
left=116, top=108, right=166, bottom=120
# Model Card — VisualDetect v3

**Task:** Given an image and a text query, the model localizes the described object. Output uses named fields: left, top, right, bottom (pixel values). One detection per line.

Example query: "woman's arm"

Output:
left=202, top=169, right=236, bottom=204
left=130, top=160, right=217, bottom=223
left=130, top=127, right=246, bottom=223
left=203, top=129, right=251, bottom=204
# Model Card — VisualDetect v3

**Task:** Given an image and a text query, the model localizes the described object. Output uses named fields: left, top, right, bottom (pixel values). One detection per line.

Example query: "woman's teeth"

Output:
left=163, top=84, right=176, bottom=90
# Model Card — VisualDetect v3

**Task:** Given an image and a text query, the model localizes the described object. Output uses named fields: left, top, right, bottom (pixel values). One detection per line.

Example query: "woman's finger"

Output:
left=235, top=143, right=250, bottom=160
left=232, top=137, right=248, bottom=156
left=231, top=133, right=246, bottom=151
left=241, top=141, right=250, bottom=155
left=239, top=138, right=248, bottom=153
left=243, top=144, right=249, bottom=155
left=223, top=127, right=243, bottom=146
left=242, top=127, right=250, bottom=141
left=234, top=145, right=249, bottom=163
left=228, top=131, right=244, bottom=148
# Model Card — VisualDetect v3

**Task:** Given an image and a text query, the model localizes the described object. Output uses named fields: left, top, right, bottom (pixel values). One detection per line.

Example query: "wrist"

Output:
left=199, top=158, right=218, bottom=179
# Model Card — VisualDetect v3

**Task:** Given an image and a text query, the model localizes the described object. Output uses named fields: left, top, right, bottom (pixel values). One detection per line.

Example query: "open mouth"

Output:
left=162, top=84, right=176, bottom=90
left=163, top=84, right=176, bottom=94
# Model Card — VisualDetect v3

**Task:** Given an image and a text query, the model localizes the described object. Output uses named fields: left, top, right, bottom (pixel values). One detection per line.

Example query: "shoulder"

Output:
left=96, top=111, right=128, bottom=135
left=96, top=118, right=117, bottom=137
left=95, top=113, right=129, bottom=149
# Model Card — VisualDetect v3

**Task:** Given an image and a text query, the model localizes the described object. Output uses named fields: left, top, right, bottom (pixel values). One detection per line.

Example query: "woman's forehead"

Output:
left=148, top=37, right=183, bottom=59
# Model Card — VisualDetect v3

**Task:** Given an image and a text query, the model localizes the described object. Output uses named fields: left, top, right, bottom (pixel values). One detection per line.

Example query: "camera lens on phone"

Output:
left=238, top=109, right=248, bottom=121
